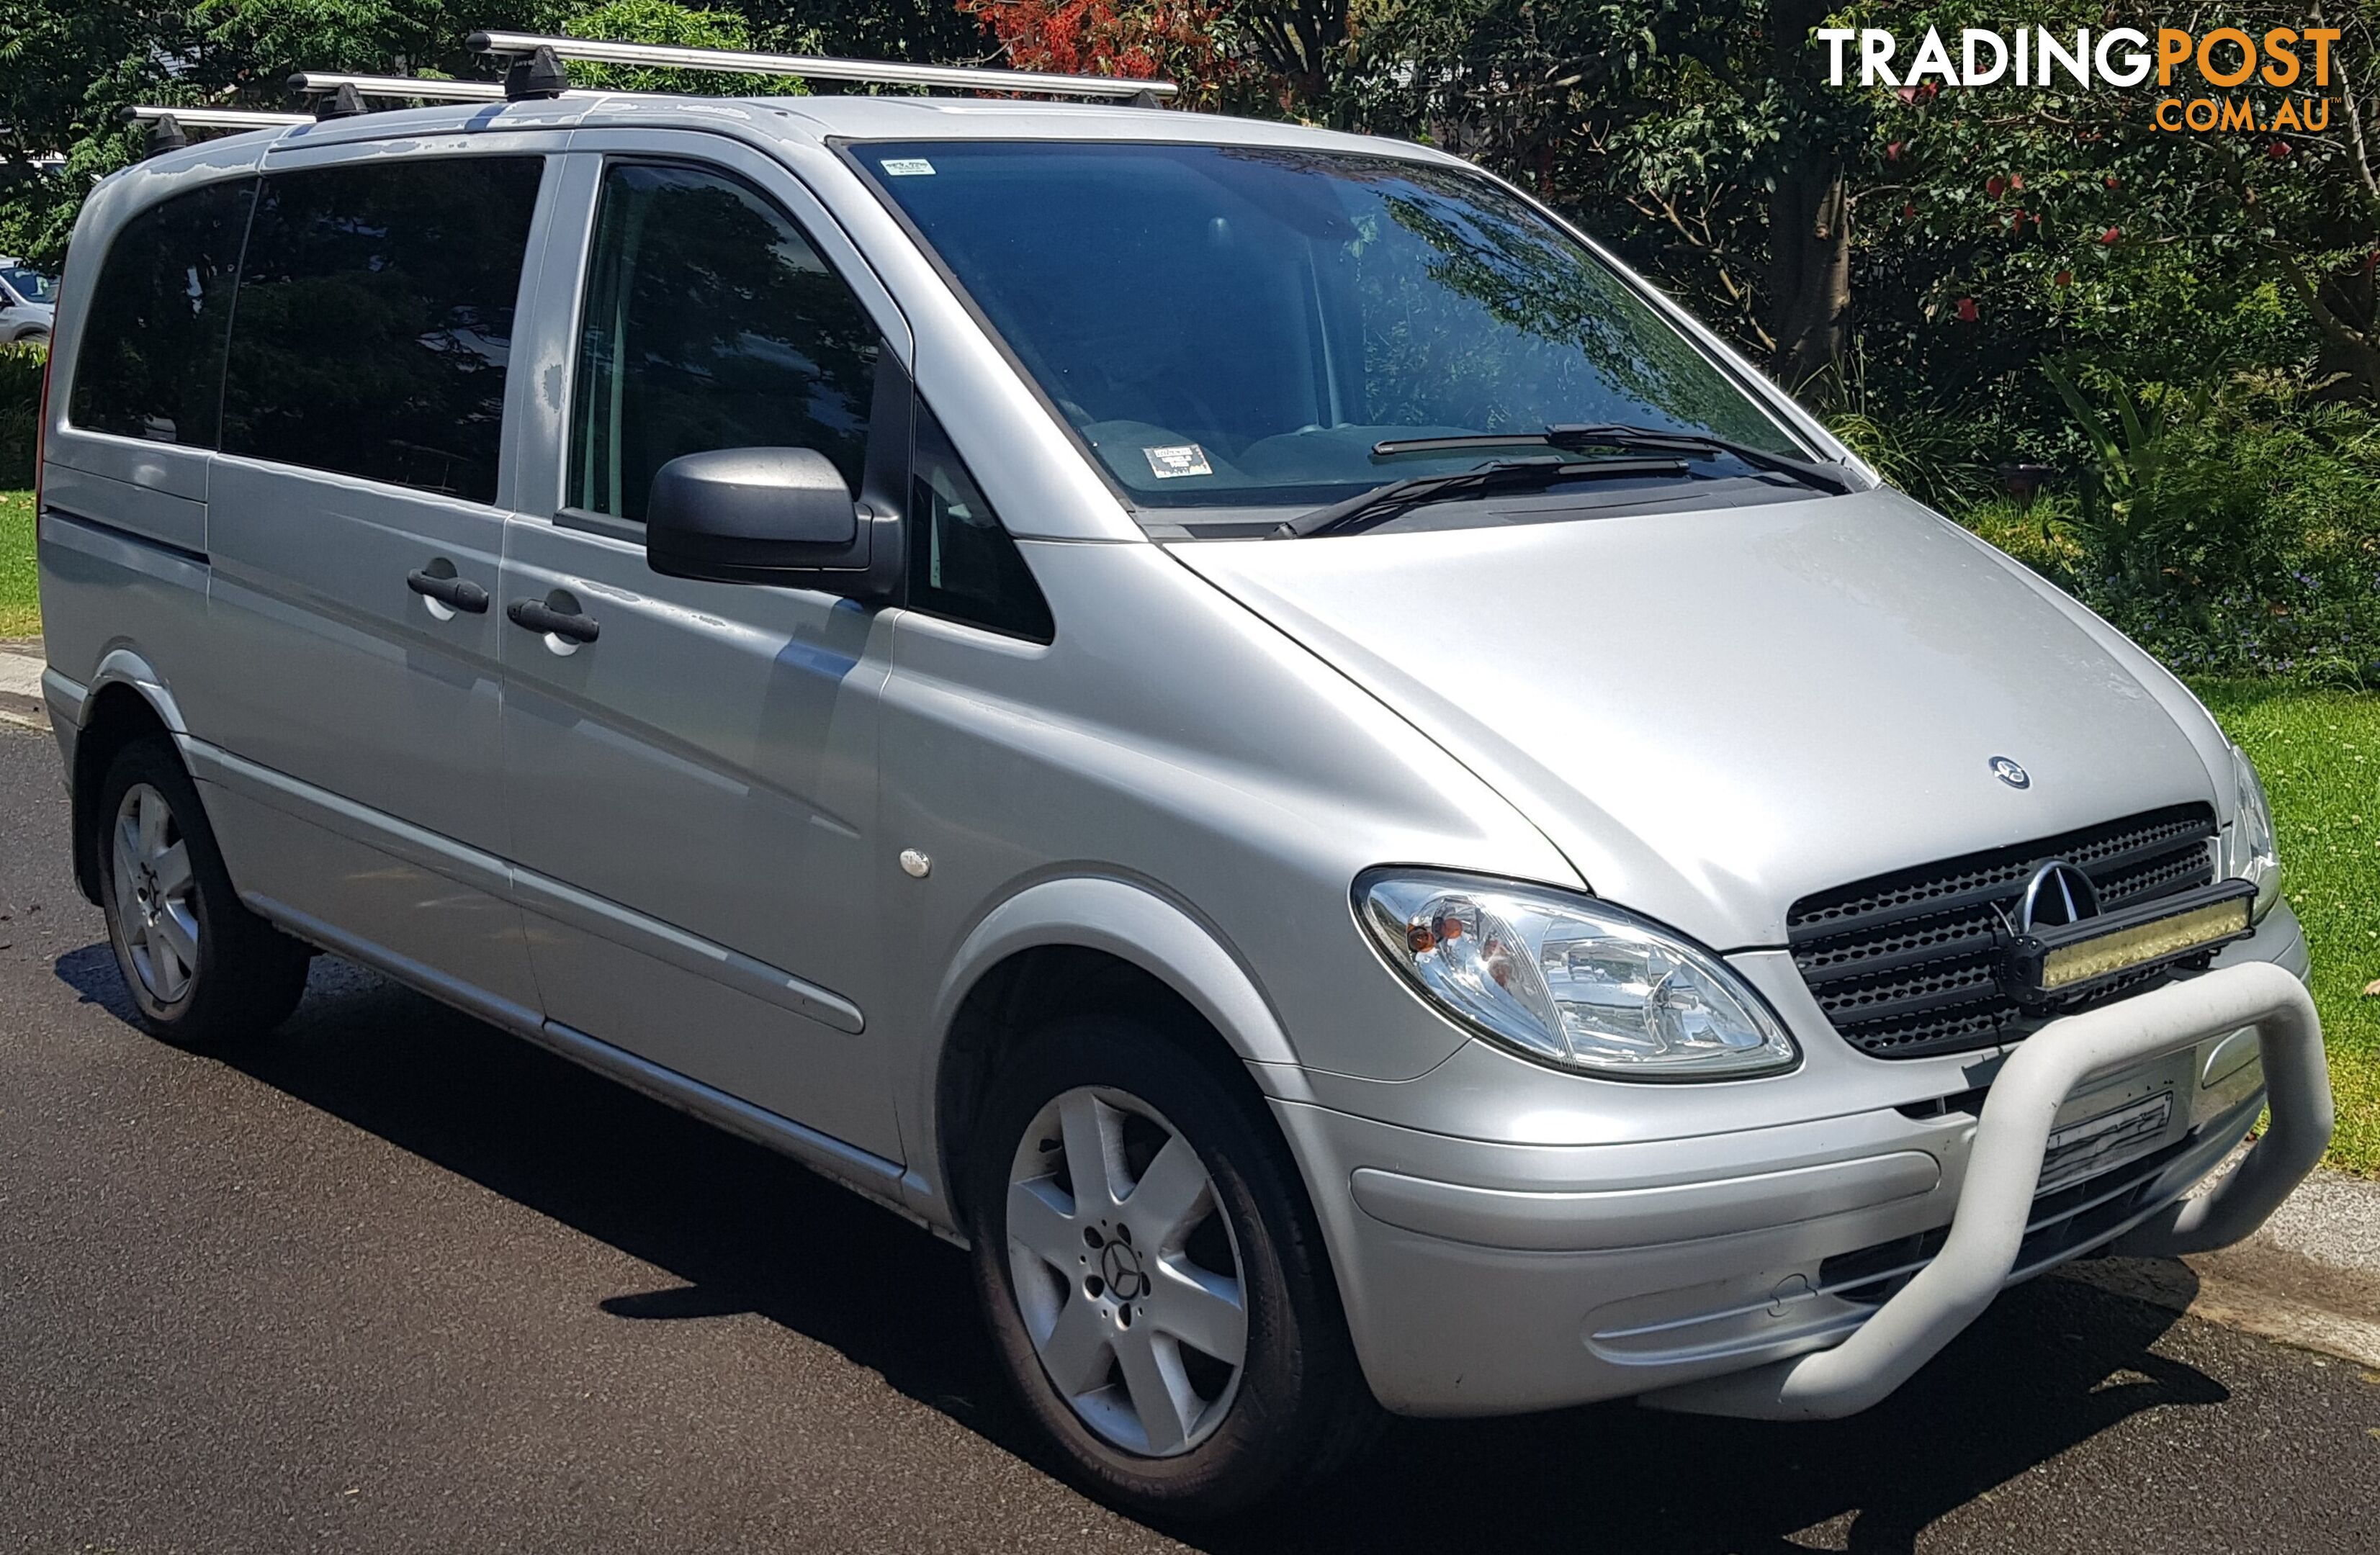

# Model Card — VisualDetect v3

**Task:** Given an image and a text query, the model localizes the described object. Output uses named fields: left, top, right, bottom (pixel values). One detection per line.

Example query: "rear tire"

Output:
left=96, top=737, right=310, bottom=1047
left=966, top=1014, right=1380, bottom=1518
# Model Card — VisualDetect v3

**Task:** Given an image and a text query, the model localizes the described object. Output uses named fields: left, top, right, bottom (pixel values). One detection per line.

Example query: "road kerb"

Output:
left=2057, top=1253, right=2380, bottom=1369
left=2056, top=1159, right=2380, bottom=1367
left=0, top=644, right=45, bottom=732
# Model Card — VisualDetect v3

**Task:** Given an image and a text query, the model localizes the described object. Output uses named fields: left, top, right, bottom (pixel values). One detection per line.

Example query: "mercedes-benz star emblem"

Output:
left=1990, top=755, right=2031, bottom=789
left=1100, top=1240, right=1149, bottom=1302
left=2018, top=860, right=2101, bottom=932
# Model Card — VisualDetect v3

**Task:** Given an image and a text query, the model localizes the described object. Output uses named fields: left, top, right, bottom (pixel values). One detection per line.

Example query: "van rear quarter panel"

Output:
left=39, top=144, right=269, bottom=739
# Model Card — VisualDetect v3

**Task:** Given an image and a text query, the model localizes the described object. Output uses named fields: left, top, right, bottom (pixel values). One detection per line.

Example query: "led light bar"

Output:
left=2006, top=878, right=2258, bottom=1002
left=289, top=72, right=510, bottom=102
left=125, top=105, right=312, bottom=129
left=466, top=29, right=1177, bottom=100
left=2037, top=897, right=2251, bottom=992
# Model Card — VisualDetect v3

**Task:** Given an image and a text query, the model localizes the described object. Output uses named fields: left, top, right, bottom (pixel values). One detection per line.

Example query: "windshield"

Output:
left=857, top=141, right=1803, bottom=511
left=2, top=266, right=56, bottom=305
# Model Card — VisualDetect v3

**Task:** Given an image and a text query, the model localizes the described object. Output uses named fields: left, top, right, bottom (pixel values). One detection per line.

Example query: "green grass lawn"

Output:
left=0, top=490, right=2372, bottom=1168
left=0, top=487, right=34, bottom=637
left=2192, top=680, right=2380, bottom=1176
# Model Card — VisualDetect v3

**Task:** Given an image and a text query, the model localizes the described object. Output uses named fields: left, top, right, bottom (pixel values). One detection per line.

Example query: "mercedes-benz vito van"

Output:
left=35, top=86, right=2329, bottom=1518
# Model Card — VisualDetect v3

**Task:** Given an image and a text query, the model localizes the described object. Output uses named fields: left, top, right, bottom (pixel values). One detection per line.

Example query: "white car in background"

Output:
left=0, top=259, right=57, bottom=342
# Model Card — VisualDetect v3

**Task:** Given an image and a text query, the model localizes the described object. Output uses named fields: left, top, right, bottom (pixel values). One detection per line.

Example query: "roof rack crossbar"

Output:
left=465, top=29, right=1177, bottom=101
left=288, top=72, right=511, bottom=102
left=124, top=104, right=312, bottom=129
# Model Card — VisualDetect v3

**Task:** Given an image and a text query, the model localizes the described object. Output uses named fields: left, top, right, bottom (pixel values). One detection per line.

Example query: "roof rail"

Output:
left=465, top=29, right=1177, bottom=102
left=288, top=72, right=513, bottom=102
left=124, top=105, right=312, bottom=129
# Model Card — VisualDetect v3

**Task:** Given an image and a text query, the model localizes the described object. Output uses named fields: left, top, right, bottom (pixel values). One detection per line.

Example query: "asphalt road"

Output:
left=2, top=720, right=2377, bottom=1554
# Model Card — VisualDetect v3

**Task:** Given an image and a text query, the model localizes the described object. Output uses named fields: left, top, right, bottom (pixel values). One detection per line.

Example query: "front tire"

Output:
left=967, top=1015, right=1378, bottom=1518
left=96, top=737, right=310, bottom=1046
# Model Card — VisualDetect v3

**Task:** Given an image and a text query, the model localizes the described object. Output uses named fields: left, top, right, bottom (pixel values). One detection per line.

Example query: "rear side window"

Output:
left=221, top=157, right=544, bottom=504
left=569, top=161, right=880, bottom=523
left=68, top=178, right=255, bottom=446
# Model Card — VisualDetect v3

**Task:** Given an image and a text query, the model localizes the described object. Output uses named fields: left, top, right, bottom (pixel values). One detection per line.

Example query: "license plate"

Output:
left=2038, top=1091, right=2173, bottom=1193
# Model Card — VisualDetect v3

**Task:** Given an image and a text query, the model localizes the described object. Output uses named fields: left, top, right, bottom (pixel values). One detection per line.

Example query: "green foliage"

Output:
left=0, top=487, right=32, bottom=638
left=0, top=0, right=798, bottom=266
left=1341, top=0, right=1844, bottom=364
left=1849, top=0, right=2378, bottom=461
left=2039, top=362, right=2213, bottom=594
left=2192, top=677, right=2380, bottom=1176
left=1960, top=372, right=2380, bottom=688
left=1819, top=345, right=1988, bottom=510
left=531, top=0, right=797, bottom=94
left=0, top=342, right=44, bottom=491
left=1957, top=492, right=2083, bottom=577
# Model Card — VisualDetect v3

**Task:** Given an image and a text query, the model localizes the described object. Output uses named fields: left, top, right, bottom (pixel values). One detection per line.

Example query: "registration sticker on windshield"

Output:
left=880, top=158, right=936, bottom=177
left=1144, top=444, right=1213, bottom=479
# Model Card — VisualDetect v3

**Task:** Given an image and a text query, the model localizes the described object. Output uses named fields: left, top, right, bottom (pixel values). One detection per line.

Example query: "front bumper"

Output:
left=1274, top=921, right=2326, bottom=1419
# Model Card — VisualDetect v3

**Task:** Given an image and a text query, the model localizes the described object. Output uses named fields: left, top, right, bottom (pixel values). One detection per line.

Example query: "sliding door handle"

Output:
left=507, top=596, right=601, bottom=644
left=406, top=568, right=490, bottom=613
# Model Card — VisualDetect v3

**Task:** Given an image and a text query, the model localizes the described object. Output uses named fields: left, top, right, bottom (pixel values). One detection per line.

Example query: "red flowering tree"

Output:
left=960, top=0, right=1246, bottom=105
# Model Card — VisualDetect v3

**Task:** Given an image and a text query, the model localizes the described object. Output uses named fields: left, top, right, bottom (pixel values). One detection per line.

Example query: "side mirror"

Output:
left=647, top=447, right=890, bottom=592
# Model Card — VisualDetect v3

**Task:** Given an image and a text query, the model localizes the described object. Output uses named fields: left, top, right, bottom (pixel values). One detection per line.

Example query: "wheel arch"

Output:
left=66, top=654, right=190, bottom=905
left=926, top=877, right=1309, bottom=1230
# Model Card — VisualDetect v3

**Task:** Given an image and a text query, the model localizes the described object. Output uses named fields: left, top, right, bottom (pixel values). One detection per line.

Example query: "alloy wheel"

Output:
left=1005, top=1086, right=1248, bottom=1457
left=112, top=781, right=199, bottom=1004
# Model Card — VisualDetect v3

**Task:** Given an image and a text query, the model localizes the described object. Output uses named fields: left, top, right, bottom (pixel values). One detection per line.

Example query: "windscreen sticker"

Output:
left=1144, top=443, right=1213, bottom=479
left=880, top=158, right=936, bottom=176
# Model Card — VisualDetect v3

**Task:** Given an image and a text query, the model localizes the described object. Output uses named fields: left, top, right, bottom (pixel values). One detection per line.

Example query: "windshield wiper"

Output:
left=1270, top=455, right=1692, bottom=539
left=1370, top=423, right=1859, bottom=497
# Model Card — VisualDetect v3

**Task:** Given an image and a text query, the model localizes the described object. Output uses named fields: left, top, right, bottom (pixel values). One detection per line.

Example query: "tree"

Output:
left=1764, top=0, right=1858, bottom=385
left=1343, top=0, right=1870, bottom=384
left=1851, top=0, right=2375, bottom=415
left=0, top=1, right=807, bottom=264
left=960, top=0, right=1244, bottom=99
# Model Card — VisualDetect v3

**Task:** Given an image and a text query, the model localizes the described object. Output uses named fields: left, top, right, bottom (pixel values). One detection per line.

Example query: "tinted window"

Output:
left=68, top=179, right=254, bottom=446
left=862, top=142, right=1800, bottom=510
left=909, top=404, right=1051, bottom=641
left=570, top=162, right=879, bottom=523
left=221, top=158, right=544, bottom=503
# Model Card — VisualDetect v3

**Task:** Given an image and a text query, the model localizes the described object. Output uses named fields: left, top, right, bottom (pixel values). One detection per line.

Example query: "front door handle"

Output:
left=406, top=568, right=490, bottom=613
left=507, top=596, right=601, bottom=644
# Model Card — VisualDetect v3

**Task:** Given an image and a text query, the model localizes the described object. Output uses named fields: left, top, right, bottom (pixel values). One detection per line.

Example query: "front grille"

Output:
left=1788, top=804, right=2219, bottom=1059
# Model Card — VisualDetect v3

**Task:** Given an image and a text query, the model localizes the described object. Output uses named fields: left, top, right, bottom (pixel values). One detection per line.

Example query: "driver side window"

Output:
left=569, top=161, right=879, bottom=523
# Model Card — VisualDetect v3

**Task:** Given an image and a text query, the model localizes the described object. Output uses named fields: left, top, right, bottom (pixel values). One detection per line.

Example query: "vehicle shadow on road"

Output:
left=1187, top=1291, right=2224, bottom=1554
left=55, top=945, right=2231, bottom=1555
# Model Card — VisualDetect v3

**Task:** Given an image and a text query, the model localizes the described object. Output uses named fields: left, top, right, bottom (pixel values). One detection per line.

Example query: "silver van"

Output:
left=36, top=74, right=2330, bottom=1518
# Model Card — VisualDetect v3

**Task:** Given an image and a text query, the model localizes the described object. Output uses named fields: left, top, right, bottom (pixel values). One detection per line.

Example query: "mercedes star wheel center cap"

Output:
left=1100, top=1238, right=1149, bottom=1302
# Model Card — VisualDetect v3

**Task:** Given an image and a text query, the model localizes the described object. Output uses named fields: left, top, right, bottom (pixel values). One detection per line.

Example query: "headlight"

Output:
left=2224, top=744, right=2281, bottom=924
left=1355, top=870, right=1799, bottom=1081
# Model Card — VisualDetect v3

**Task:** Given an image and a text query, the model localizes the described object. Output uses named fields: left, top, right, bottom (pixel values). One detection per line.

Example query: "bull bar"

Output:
left=1643, top=960, right=2330, bottom=1420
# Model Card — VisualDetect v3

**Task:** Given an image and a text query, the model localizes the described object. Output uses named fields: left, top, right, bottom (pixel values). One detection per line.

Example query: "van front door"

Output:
left=495, top=145, right=908, bottom=1163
